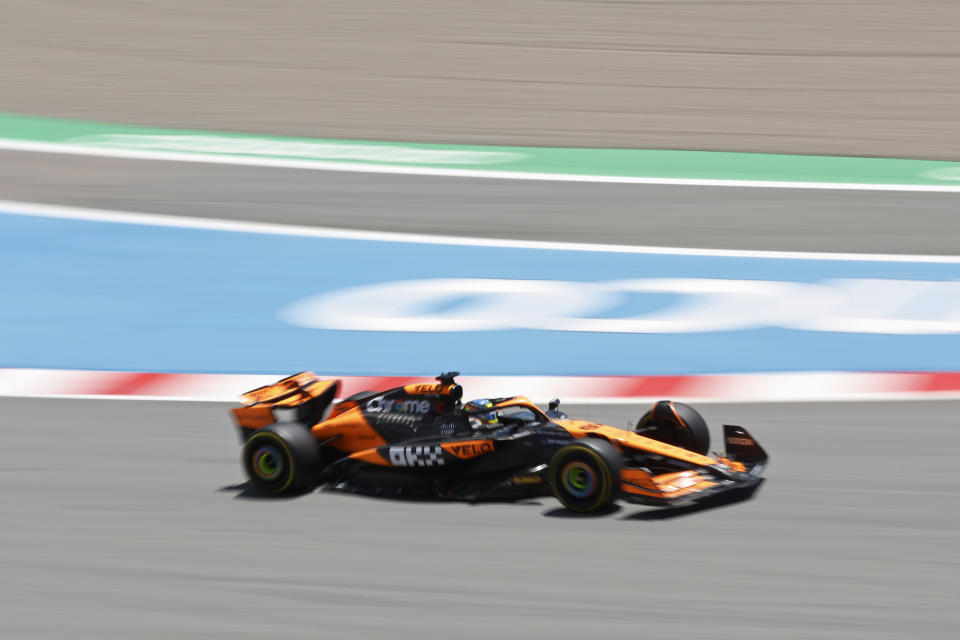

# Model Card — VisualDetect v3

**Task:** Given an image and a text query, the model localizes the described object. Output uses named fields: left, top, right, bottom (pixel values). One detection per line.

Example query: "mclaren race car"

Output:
left=231, top=372, right=767, bottom=513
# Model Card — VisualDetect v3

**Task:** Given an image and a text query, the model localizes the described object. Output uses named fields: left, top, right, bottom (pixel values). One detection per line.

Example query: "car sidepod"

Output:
left=327, top=430, right=558, bottom=501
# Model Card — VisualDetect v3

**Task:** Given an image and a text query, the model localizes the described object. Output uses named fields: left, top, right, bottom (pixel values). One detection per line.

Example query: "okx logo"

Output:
left=389, top=445, right=444, bottom=467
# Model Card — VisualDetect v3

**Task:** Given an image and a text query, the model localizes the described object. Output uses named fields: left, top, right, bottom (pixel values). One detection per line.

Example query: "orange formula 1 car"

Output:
left=231, top=372, right=767, bottom=513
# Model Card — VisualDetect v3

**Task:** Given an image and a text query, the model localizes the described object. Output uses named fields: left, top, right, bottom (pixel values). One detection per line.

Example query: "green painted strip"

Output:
left=2, top=112, right=959, bottom=186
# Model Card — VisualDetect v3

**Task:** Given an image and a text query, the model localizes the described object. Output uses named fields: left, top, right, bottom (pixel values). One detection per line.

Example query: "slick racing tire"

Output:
left=548, top=439, right=623, bottom=513
left=635, top=401, right=710, bottom=455
left=242, top=423, right=319, bottom=495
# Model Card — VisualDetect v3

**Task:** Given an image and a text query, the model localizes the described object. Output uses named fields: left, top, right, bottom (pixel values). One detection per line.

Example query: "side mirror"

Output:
left=436, top=371, right=460, bottom=385
left=546, top=398, right=568, bottom=420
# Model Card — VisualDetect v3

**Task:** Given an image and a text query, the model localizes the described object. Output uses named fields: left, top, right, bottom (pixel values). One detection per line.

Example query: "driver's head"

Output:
left=464, top=398, right=499, bottom=429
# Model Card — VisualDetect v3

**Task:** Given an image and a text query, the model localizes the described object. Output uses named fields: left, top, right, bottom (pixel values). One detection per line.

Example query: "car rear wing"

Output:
left=231, top=371, right=340, bottom=439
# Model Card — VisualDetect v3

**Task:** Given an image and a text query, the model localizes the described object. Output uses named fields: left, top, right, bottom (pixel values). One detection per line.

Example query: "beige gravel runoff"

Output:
left=2, top=0, right=959, bottom=159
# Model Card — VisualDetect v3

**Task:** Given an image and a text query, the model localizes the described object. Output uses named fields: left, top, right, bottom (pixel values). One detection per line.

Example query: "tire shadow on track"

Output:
left=540, top=504, right=623, bottom=519
left=217, top=481, right=315, bottom=500
left=218, top=481, right=550, bottom=508
left=218, top=480, right=763, bottom=519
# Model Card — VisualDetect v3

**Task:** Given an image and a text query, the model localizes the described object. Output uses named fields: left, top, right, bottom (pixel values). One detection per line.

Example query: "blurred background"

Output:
left=1, top=2, right=958, bottom=639
left=4, top=0, right=960, bottom=156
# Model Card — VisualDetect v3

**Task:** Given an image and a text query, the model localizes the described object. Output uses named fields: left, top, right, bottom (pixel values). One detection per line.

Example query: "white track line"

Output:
left=2, top=138, right=960, bottom=193
left=2, top=199, right=959, bottom=263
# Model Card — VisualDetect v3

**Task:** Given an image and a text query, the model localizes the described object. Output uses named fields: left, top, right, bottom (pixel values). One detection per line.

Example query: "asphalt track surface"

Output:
left=4, top=397, right=958, bottom=639
left=4, top=1, right=960, bottom=158
left=2, top=150, right=960, bottom=254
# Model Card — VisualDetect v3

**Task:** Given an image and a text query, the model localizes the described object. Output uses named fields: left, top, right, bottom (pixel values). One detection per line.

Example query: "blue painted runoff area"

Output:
left=1, top=209, right=958, bottom=376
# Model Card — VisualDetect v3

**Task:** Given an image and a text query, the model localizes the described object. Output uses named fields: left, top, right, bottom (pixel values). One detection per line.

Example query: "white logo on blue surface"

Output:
left=279, top=278, right=960, bottom=335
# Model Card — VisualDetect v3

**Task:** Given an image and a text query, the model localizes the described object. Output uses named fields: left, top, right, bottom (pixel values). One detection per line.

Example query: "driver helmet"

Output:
left=464, top=398, right=499, bottom=429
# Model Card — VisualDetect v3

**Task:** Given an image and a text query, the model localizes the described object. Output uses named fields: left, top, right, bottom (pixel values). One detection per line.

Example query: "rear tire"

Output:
left=242, top=423, right=319, bottom=495
left=548, top=439, right=623, bottom=513
left=635, top=401, right=710, bottom=455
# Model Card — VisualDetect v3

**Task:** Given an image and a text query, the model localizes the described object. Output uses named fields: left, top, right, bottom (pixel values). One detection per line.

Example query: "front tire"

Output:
left=242, top=423, right=319, bottom=495
left=548, top=439, right=623, bottom=513
left=635, top=400, right=710, bottom=455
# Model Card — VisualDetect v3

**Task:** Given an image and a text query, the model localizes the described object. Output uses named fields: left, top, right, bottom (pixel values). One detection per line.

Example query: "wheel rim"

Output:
left=252, top=445, right=283, bottom=481
left=561, top=461, right=597, bottom=498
